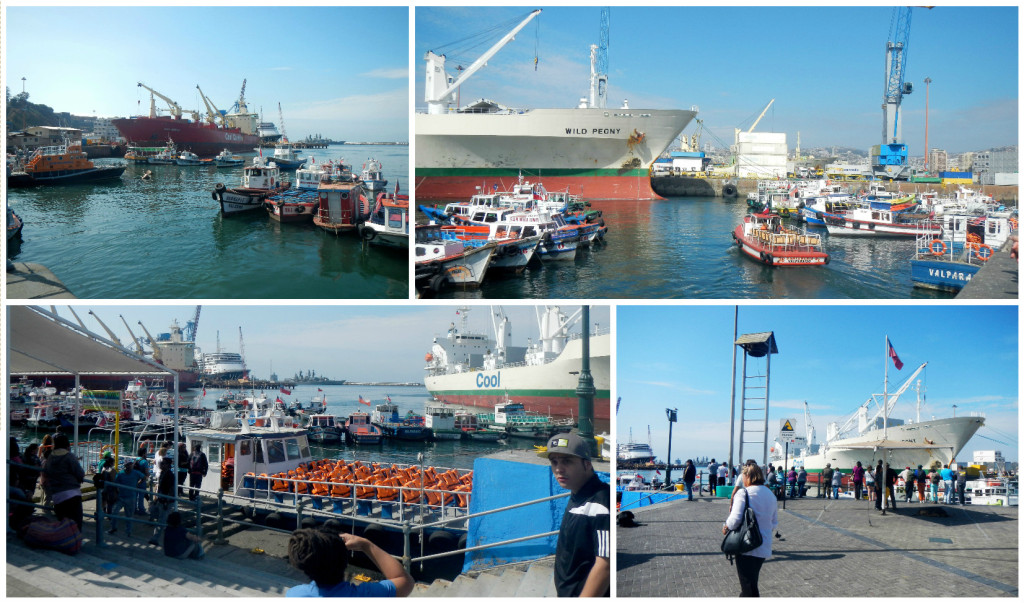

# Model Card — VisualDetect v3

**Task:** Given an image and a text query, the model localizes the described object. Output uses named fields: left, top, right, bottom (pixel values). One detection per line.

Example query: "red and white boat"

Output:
left=733, top=213, right=829, bottom=267
left=823, top=198, right=942, bottom=238
left=313, top=181, right=369, bottom=234
left=213, top=155, right=289, bottom=215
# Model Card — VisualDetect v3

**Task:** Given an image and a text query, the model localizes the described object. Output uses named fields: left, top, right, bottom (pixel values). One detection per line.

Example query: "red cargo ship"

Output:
left=112, top=115, right=260, bottom=156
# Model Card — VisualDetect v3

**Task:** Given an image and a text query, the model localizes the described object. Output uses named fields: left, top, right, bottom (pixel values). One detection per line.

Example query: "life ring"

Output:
left=100, top=444, right=115, bottom=455
left=1010, top=217, right=1018, bottom=230
left=929, top=239, right=947, bottom=255
left=971, top=243, right=993, bottom=261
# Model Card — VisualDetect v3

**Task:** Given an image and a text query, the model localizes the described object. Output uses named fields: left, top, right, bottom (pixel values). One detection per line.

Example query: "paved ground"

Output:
left=616, top=495, right=1018, bottom=597
left=958, top=241, right=1018, bottom=299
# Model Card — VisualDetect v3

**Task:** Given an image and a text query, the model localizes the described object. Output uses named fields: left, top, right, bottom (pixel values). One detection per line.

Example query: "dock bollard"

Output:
left=215, top=489, right=227, bottom=545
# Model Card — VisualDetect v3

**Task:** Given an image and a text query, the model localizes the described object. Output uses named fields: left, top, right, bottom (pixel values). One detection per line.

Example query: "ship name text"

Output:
left=476, top=372, right=500, bottom=388
left=564, top=128, right=621, bottom=136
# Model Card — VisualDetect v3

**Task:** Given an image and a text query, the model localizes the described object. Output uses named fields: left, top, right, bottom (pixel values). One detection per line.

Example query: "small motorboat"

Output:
left=733, top=212, right=829, bottom=267
left=214, top=149, right=245, bottom=167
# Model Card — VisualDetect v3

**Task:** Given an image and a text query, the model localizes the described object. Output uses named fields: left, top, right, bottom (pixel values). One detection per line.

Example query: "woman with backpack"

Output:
left=722, top=464, right=778, bottom=597
left=41, top=434, right=86, bottom=531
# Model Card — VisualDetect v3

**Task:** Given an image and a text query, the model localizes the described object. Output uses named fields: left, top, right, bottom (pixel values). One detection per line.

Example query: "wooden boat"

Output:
left=481, top=401, right=574, bottom=440
left=424, top=404, right=464, bottom=440
left=415, top=224, right=497, bottom=292
left=212, top=155, right=290, bottom=215
left=823, top=196, right=942, bottom=237
left=265, top=188, right=318, bottom=223
left=147, top=140, right=178, bottom=165
left=453, top=412, right=503, bottom=441
left=344, top=412, right=383, bottom=445
left=359, top=187, right=409, bottom=248
left=733, top=212, right=829, bottom=267
left=176, top=150, right=210, bottom=166
left=313, top=181, right=369, bottom=234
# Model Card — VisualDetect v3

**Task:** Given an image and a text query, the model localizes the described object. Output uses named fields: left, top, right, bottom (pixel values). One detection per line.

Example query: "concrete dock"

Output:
left=957, top=240, right=1019, bottom=299
left=617, top=494, right=1017, bottom=597
left=6, top=262, right=76, bottom=298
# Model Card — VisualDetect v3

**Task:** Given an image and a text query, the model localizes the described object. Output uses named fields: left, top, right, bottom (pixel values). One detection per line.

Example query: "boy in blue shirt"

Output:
left=286, top=529, right=413, bottom=597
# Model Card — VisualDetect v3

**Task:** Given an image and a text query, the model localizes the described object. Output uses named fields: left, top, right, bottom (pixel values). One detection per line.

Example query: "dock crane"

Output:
left=424, top=9, right=542, bottom=115
left=119, top=315, right=146, bottom=356
left=733, top=98, right=775, bottom=146
left=88, top=310, right=123, bottom=347
left=138, top=82, right=183, bottom=120
left=277, top=102, right=290, bottom=143
left=872, top=7, right=914, bottom=180
left=587, top=7, right=610, bottom=109
left=185, top=306, right=201, bottom=342
left=196, top=85, right=226, bottom=128
left=59, top=306, right=87, bottom=329
left=136, top=321, right=163, bottom=363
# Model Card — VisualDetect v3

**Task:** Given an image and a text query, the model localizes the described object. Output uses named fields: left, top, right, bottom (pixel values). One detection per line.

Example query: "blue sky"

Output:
left=5, top=6, right=410, bottom=142
left=416, top=6, right=1018, bottom=153
left=41, top=304, right=611, bottom=384
left=618, top=305, right=1019, bottom=464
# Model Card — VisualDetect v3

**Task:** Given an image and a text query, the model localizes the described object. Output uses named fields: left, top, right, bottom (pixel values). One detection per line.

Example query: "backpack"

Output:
left=189, top=451, right=207, bottom=476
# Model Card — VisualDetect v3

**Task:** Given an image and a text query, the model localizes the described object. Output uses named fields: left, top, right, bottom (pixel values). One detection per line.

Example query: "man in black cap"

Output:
left=539, top=432, right=610, bottom=597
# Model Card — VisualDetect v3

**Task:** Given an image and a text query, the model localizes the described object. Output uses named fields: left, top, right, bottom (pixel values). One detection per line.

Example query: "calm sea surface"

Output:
left=10, top=384, right=609, bottom=471
left=430, top=196, right=950, bottom=299
left=7, top=144, right=409, bottom=299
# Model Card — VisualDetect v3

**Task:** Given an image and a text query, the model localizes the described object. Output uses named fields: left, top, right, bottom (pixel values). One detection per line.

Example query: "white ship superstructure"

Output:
left=424, top=306, right=610, bottom=419
left=770, top=363, right=985, bottom=473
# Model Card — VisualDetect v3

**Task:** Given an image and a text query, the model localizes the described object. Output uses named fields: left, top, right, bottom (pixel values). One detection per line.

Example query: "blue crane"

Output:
left=872, top=7, right=914, bottom=180
left=184, top=305, right=201, bottom=342
left=589, top=8, right=609, bottom=109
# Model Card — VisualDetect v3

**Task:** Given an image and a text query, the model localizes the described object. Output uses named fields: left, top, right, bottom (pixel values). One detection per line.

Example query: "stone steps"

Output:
left=410, top=557, right=556, bottom=597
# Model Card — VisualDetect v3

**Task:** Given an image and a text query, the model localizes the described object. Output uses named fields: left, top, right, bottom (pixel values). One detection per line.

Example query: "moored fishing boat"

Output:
left=733, top=212, right=829, bottom=267
left=371, top=401, right=431, bottom=441
left=359, top=187, right=409, bottom=248
left=147, top=140, right=179, bottom=165
left=361, top=158, right=387, bottom=191
left=124, top=145, right=166, bottom=164
left=313, top=181, right=369, bottom=234
left=265, top=142, right=306, bottom=170
left=345, top=412, right=383, bottom=445
left=480, top=401, right=574, bottom=440
left=212, top=155, right=289, bottom=215
left=823, top=197, right=942, bottom=237
left=305, top=413, right=343, bottom=444
left=8, top=208, right=24, bottom=241
left=264, top=188, right=318, bottom=223
left=176, top=150, right=211, bottom=166
left=214, top=148, right=245, bottom=167
left=909, top=213, right=1014, bottom=292
left=415, top=225, right=497, bottom=292
left=453, top=410, right=503, bottom=441
left=424, top=403, right=464, bottom=440
left=7, top=142, right=126, bottom=187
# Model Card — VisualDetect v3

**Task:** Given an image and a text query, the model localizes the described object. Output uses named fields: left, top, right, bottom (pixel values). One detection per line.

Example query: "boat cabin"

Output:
left=186, top=422, right=312, bottom=495
left=314, top=181, right=364, bottom=231
left=371, top=403, right=400, bottom=425
left=242, top=157, right=283, bottom=190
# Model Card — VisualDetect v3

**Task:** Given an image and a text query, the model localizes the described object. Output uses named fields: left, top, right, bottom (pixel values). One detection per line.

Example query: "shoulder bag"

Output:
left=721, top=488, right=763, bottom=564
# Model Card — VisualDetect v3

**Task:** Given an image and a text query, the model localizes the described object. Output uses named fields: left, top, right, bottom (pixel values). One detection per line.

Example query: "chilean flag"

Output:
left=887, top=337, right=904, bottom=370
left=358, top=395, right=370, bottom=406
left=280, top=386, right=291, bottom=395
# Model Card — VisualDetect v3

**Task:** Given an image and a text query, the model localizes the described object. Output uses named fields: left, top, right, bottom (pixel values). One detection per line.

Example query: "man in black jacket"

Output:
left=540, top=433, right=610, bottom=597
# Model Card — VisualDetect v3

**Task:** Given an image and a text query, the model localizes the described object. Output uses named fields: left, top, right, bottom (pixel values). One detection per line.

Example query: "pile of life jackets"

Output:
left=247, top=459, right=473, bottom=508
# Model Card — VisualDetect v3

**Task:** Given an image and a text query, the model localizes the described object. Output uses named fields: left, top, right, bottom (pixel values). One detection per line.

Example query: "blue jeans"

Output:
left=684, top=481, right=694, bottom=500
left=833, top=485, right=839, bottom=499
left=943, top=480, right=953, bottom=503
left=109, top=498, right=133, bottom=535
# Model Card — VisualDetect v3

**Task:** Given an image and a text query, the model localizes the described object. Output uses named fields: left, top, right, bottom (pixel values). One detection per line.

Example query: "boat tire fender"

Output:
left=543, top=231, right=553, bottom=243
left=428, top=530, right=458, bottom=552
left=722, top=184, right=738, bottom=197
left=429, top=273, right=448, bottom=293
left=360, top=225, right=376, bottom=240
left=824, top=254, right=830, bottom=265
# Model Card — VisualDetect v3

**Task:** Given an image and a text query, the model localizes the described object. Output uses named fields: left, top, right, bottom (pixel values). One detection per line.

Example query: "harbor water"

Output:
left=10, top=384, right=609, bottom=472
left=429, top=196, right=952, bottom=299
left=7, top=144, right=408, bottom=299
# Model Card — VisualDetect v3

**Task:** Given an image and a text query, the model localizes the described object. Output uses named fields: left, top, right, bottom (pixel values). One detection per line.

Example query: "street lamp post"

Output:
left=924, top=77, right=932, bottom=172
left=665, top=408, right=678, bottom=487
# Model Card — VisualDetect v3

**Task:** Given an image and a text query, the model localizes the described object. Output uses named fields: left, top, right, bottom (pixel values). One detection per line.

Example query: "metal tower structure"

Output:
left=184, top=305, right=201, bottom=342
left=734, top=332, right=778, bottom=467
left=872, top=7, right=913, bottom=180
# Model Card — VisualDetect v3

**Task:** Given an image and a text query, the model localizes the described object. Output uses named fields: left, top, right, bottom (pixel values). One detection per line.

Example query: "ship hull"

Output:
left=771, top=416, right=985, bottom=477
left=415, top=108, right=696, bottom=202
left=425, top=333, right=610, bottom=420
left=112, top=117, right=261, bottom=156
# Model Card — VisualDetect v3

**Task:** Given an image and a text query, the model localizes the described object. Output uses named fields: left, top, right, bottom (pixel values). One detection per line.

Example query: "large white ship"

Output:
left=199, top=352, right=246, bottom=380
left=770, top=363, right=985, bottom=475
left=424, top=306, right=610, bottom=420
left=415, top=9, right=696, bottom=202
left=617, top=442, right=656, bottom=465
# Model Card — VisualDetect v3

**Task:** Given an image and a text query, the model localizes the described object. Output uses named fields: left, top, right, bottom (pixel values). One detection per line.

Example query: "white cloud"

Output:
left=362, top=68, right=408, bottom=80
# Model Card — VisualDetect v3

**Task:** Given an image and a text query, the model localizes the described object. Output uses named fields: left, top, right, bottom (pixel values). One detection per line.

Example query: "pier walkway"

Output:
left=617, top=495, right=1017, bottom=597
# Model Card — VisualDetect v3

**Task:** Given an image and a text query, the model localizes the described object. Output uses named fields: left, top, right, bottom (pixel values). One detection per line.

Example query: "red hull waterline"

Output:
left=112, top=117, right=261, bottom=156
left=434, top=393, right=611, bottom=422
left=415, top=175, right=664, bottom=202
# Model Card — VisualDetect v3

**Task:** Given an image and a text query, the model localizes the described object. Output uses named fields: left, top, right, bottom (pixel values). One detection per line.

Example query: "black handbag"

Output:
left=721, top=489, right=763, bottom=564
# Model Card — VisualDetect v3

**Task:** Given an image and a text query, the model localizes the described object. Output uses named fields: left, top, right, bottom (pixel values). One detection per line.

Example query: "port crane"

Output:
left=587, top=7, right=610, bottom=109
left=138, top=82, right=184, bottom=120
left=136, top=321, right=163, bottom=363
left=185, top=306, right=201, bottom=342
left=119, top=315, right=146, bottom=356
left=195, top=85, right=226, bottom=128
left=424, top=9, right=542, bottom=115
left=872, top=7, right=914, bottom=180
left=87, top=310, right=124, bottom=347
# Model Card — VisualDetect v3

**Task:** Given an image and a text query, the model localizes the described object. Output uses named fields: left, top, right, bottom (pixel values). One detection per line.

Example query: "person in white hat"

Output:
left=539, top=432, right=610, bottom=597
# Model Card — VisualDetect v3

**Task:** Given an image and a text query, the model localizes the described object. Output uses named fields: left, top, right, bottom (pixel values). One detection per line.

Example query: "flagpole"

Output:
left=882, top=336, right=889, bottom=513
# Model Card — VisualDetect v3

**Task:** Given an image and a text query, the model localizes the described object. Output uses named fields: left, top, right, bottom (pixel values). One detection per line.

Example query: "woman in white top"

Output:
left=722, top=464, right=778, bottom=597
